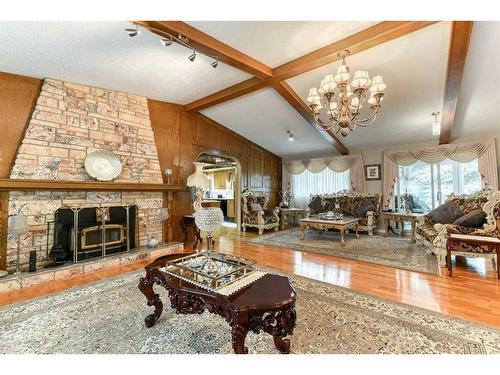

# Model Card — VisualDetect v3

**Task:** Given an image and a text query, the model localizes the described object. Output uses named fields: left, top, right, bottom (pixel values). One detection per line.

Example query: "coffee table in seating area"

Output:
left=138, top=252, right=297, bottom=354
left=300, top=216, right=360, bottom=247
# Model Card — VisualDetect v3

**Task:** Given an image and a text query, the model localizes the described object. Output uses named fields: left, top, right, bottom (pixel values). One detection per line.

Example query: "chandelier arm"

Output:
left=351, top=106, right=381, bottom=126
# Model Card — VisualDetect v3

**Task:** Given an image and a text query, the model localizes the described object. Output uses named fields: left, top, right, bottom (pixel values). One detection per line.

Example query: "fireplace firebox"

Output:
left=48, top=205, right=137, bottom=265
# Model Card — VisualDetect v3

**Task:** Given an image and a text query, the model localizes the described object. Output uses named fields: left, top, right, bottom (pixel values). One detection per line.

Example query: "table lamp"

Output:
left=186, top=162, right=210, bottom=212
left=8, top=215, right=29, bottom=274
left=157, top=207, right=169, bottom=244
left=194, top=207, right=224, bottom=275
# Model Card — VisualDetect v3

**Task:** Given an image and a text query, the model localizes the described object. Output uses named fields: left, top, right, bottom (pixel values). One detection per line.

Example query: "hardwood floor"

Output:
left=1, top=225, right=499, bottom=330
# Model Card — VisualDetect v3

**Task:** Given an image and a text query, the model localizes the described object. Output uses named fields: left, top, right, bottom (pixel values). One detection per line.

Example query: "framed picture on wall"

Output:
left=365, top=164, right=381, bottom=180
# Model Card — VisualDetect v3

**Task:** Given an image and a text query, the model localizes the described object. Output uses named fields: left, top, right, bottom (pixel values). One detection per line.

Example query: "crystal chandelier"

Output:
left=306, top=50, right=387, bottom=137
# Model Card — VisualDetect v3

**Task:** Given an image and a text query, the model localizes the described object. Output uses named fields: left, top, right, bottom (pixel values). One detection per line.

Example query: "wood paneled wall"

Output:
left=0, top=72, right=43, bottom=270
left=148, top=99, right=282, bottom=240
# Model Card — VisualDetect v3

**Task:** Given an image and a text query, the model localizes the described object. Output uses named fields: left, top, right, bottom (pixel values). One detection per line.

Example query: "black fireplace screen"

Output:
left=48, top=205, right=137, bottom=264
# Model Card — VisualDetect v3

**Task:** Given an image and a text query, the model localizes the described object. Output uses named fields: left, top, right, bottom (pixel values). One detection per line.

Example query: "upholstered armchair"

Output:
left=241, top=190, right=279, bottom=235
left=415, top=188, right=499, bottom=270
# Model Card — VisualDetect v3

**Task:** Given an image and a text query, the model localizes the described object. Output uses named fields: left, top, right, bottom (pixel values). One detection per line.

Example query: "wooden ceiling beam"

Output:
left=439, top=21, right=474, bottom=144
left=184, top=77, right=270, bottom=112
left=133, top=21, right=273, bottom=79
left=272, top=21, right=438, bottom=81
left=270, top=81, right=349, bottom=155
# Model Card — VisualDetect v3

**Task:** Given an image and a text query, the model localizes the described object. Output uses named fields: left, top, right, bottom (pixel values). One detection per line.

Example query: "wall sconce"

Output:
left=164, top=168, right=173, bottom=184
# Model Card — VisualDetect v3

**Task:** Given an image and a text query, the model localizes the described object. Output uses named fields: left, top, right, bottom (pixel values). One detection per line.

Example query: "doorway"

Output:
left=196, top=153, right=241, bottom=230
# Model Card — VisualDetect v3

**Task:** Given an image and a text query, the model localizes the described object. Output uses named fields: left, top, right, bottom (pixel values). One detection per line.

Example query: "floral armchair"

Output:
left=415, top=188, right=499, bottom=270
left=241, top=190, right=279, bottom=235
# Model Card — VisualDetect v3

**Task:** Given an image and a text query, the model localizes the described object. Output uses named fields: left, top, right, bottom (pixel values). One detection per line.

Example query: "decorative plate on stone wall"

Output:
left=84, top=151, right=122, bottom=181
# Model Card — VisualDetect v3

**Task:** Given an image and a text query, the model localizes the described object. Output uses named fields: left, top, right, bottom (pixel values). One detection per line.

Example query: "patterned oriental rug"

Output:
left=248, top=229, right=439, bottom=275
left=1, top=268, right=499, bottom=354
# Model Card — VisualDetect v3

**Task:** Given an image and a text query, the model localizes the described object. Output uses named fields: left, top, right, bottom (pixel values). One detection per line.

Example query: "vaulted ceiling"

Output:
left=0, top=20, right=495, bottom=159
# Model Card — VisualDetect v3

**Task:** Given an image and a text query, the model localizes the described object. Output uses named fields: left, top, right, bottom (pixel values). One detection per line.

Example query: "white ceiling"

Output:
left=287, top=21, right=453, bottom=150
left=453, top=22, right=500, bottom=139
left=0, top=21, right=251, bottom=104
left=187, top=21, right=378, bottom=68
left=201, top=88, right=336, bottom=158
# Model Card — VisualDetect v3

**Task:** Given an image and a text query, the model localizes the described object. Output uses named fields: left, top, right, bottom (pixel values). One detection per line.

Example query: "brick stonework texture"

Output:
left=7, top=79, right=164, bottom=272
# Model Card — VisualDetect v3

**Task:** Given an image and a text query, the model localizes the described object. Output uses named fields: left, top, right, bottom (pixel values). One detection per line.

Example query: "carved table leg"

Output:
left=231, top=324, right=249, bottom=354
left=138, top=274, right=164, bottom=328
left=340, top=227, right=346, bottom=247
left=300, top=224, right=306, bottom=240
left=273, top=336, right=291, bottom=354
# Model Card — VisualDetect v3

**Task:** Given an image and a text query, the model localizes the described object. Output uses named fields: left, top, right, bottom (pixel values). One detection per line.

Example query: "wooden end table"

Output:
left=138, top=253, right=297, bottom=354
left=180, top=214, right=202, bottom=249
left=299, top=216, right=359, bottom=247
left=446, top=234, right=500, bottom=279
left=382, top=212, right=423, bottom=243
left=279, top=208, right=306, bottom=230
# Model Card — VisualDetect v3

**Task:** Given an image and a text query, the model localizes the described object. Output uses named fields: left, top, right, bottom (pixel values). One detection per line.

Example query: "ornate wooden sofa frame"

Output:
left=241, top=190, right=279, bottom=235
left=306, top=190, right=381, bottom=236
left=415, top=188, right=500, bottom=270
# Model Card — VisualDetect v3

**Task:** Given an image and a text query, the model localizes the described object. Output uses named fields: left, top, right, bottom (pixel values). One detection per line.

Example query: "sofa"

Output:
left=415, top=188, right=500, bottom=269
left=306, top=190, right=381, bottom=235
left=241, top=190, right=279, bottom=235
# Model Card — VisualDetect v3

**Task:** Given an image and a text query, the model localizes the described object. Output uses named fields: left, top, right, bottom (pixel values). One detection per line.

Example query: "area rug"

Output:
left=248, top=228, right=439, bottom=275
left=1, top=268, right=499, bottom=354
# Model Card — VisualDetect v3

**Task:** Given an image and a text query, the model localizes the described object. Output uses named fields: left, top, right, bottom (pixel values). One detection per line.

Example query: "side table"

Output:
left=446, top=233, right=500, bottom=279
left=279, top=208, right=305, bottom=230
left=180, top=214, right=202, bottom=249
left=382, top=212, right=422, bottom=243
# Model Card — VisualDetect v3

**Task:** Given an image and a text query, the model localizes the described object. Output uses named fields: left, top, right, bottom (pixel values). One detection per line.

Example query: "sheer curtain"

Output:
left=291, top=169, right=350, bottom=209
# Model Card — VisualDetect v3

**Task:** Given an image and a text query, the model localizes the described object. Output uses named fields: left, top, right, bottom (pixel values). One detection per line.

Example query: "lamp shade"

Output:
left=8, top=215, right=29, bottom=236
left=306, top=88, right=320, bottom=103
left=370, top=76, right=386, bottom=93
left=194, top=207, right=224, bottom=233
left=351, top=70, right=371, bottom=89
left=186, top=162, right=210, bottom=190
left=334, top=65, right=350, bottom=84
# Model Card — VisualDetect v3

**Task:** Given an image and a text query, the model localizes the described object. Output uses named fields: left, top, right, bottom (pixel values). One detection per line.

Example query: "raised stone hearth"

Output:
left=5, top=79, right=167, bottom=273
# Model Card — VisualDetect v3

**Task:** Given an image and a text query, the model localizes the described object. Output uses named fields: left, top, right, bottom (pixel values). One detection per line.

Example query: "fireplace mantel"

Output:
left=0, top=179, right=185, bottom=192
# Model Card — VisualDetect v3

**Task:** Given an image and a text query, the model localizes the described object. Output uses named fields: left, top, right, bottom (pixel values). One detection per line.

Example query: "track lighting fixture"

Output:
left=160, top=37, right=173, bottom=47
left=287, top=130, right=294, bottom=141
left=188, top=51, right=196, bottom=62
left=211, top=60, right=219, bottom=69
left=125, top=25, right=140, bottom=37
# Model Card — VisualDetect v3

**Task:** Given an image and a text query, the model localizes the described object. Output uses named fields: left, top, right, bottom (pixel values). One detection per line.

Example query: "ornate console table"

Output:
left=138, top=253, right=297, bottom=354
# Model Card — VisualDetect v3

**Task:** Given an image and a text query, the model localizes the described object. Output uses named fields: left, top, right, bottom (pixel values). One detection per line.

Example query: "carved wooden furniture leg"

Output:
left=446, top=238, right=453, bottom=277
left=138, top=272, right=164, bottom=328
left=340, top=227, right=346, bottom=247
left=383, top=217, right=389, bottom=237
left=231, top=322, right=249, bottom=354
left=273, top=335, right=291, bottom=354
left=411, top=219, right=416, bottom=243
left=355, top=223, right=360, bottom=239
left=300, top=224, right=306, bottom=240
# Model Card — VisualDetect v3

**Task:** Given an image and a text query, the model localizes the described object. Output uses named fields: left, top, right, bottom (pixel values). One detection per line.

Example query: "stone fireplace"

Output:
left=6, top=78, right=167, bottom=273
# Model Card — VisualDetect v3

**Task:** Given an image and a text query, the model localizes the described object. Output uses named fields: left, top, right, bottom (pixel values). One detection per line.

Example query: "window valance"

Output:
left=382, top=138, right=498, bottom=209
left=284, top=154, right=367, bottom=192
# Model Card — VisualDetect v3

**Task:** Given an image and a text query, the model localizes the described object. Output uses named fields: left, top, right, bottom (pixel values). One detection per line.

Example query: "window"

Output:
left=291, top=169, right=350, bottom=209
left=397, top=159, right=482, bottom=213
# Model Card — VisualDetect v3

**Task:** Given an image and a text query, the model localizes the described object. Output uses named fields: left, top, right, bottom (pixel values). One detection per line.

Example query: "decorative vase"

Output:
left=147, top=237, right=159, bottom=248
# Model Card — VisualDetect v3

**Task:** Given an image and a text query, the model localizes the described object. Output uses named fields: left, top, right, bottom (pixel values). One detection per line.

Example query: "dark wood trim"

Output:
left=0, top=191, right=7, bottom=271
left=0, top=179, right=185, bottom=192
left=270, top=81, right=349, bottom=155
left=134, top=21, right=273, bottom=79
left=439, top=21, right=473, bottom=145
left=185, top=77, right=269, bottom=112
left=272, top=21, right=438, bottom=81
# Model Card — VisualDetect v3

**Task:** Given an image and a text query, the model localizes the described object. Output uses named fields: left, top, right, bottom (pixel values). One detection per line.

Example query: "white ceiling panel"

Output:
left=187, top=21, right=378, bottom=68
left=0, top=21, right=251, bottom=104
left=201, top=88, right=337, bottom=159
left=287, top=22, right=453, bottom=150
left=453, top=22, right=500, bottom=139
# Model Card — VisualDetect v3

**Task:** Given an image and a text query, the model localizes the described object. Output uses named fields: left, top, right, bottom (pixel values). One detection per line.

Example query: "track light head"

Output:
left=188, top=51, right=196, bottom=62
left=211, top=60, right=219, bottom=68
left=161, top=37, right=173, bottom=47
left=125, top=25, right=140, bottom=38
left=287, top=130, right=294, bottom=141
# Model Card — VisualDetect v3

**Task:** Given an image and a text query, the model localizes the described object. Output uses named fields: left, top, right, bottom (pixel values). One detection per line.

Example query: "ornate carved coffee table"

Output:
left=300, top=216, right=360, bottom=246
left=138, top=253, right=297, bottom=354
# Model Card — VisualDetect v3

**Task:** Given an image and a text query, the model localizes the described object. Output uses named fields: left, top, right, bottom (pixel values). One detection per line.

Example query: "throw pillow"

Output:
left=355, top=201, right=377, bottom=218
left=308, top=196, right=323, bottom=214
left=428, top=200, right=464, bottom=224
left=453, top=208, right=487, bottom=228
left=250, top=203, right=263, bottom=212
